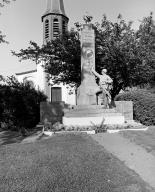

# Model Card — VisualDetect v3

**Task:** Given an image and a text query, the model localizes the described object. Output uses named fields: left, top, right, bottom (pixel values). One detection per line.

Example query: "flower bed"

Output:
left=42, top=121, right=147, bottom=135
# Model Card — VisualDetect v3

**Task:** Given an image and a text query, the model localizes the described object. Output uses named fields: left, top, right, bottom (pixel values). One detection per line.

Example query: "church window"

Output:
left=45, top=19, right=49, bottom=39
left=62, top=20, right=66, bottom=35
left=53, top=18, right=59, bottom=38
left=23, top=78, right=35, bottom=88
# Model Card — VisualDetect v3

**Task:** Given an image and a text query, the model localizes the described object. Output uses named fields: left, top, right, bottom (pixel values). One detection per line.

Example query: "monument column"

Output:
left=77, top=24, right=99, bottom=105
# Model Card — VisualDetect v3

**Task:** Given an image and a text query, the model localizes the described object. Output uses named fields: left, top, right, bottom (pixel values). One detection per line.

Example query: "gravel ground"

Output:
left=91, top=131, right=155, bottom=190
left=119, top=126, right=155, bottom=156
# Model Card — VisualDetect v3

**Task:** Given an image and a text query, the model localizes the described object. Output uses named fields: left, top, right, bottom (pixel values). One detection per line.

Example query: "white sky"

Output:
left=0, top=0, right=154, bottom=76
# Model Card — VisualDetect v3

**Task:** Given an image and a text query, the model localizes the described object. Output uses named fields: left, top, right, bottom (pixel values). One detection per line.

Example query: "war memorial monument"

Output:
left=63, top=20, right=125, bottom=126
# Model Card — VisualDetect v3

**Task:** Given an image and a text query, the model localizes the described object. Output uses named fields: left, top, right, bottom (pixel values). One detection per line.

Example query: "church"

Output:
left=16, top=0, right=76, bottom=105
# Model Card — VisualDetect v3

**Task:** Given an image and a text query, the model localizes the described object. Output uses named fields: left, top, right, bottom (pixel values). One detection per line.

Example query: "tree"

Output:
left=13, top=14, right=155, bottom=99
left=0, top=0, right=16, bottom=43
left=95, top=13, right=155, bottom=98
left=13, top=32, right=81, bottom=89
left=135, top=13, right=155, bottom=87
left=0, top=0, right=15, bottom=8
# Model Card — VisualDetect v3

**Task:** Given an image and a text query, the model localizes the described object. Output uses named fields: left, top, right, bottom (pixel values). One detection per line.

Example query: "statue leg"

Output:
left=101, top=90, right=108, bottom=108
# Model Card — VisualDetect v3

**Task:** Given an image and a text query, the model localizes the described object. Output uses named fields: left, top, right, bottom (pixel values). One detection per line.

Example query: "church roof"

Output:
left=43, top=0, right=67, bottom=17
left=16, top=70, right=37, bottom=76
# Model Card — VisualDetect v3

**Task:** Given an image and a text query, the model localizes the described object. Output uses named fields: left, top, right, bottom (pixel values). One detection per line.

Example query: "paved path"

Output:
left=91, top=132, right=155, bottom=189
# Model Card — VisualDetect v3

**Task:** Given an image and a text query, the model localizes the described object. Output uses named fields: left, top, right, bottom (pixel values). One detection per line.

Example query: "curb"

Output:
left=107, top=127, right=148, bottom=133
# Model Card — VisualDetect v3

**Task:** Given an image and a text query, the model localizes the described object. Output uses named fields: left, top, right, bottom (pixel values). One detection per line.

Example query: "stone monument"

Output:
left=77, top=23, right=99, bottom=105
left=63, top=17, right=125, bottom=126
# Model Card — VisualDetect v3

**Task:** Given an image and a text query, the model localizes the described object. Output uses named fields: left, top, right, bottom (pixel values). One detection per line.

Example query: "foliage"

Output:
left=0, top=0, right=15, bottom=8
left=13, top=14, right=155, bottom=99
left=13, top=32, right=81, bottom=89
left=0, top=76, right=47, bottom=131
left=0, top=0, right=16, bottom=43
left=95, top=14, right=155, bottom=99
left=0, top=30, right=7, bottom=44
left=115, top=89, right=155, bottom=126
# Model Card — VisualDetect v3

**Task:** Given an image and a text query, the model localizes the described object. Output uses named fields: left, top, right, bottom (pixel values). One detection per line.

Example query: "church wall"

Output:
left=16, top=70, right=76, bottom=105
left=16, top=71, right=37, bottom=88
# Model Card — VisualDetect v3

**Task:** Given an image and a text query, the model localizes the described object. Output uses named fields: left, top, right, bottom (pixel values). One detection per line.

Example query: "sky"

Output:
left=0, top=0, right=154, bottom=77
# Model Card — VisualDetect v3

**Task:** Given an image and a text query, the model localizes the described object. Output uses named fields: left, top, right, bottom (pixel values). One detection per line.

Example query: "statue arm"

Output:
left=108, top=76, right=113, bottom=83
left=91, top=68, right=100, bottom=78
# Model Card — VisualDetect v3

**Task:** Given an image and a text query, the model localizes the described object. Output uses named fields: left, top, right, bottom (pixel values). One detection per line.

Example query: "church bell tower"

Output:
left=42, top=0, right=69, bottom=44
left=37, top=0, right=69, bottom=101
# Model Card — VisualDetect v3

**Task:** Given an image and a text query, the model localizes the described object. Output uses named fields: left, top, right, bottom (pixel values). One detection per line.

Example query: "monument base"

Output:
left=63, top=105, right=125, bottom=126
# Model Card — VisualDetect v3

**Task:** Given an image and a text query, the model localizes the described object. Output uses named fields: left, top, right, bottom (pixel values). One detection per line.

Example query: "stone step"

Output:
left=64, top=108, right=119, bottom=116
left=66, top=109, right=117, bottom=113
left=63, top=115, right=125, bottom=126
left=72, top=105, right=115, bottom=110
left=63, top=105, right=125, bottom=125
left=64, top=108, right=117, bottom=113
left=64, top=111, right=123, bottom=117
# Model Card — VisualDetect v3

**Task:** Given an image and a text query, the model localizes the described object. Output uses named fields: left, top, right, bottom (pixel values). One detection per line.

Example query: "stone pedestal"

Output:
left=63, top=105, right=125, bottom=126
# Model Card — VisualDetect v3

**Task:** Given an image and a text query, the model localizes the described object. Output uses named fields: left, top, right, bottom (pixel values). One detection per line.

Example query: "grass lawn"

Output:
left=0, top=133, right=154, bottom=192
left=120, top=126, right=155, bottom=156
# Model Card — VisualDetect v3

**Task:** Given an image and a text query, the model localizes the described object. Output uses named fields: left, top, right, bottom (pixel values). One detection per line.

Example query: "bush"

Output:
left=0, top=76, right=47, bottom=131
left=115, top=89, right=155, bottom=126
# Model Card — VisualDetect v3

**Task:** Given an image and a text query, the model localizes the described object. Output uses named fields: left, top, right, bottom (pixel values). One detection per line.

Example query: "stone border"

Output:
left=43, top=127, right=149, bottom=136
left=43, top=130, right=96, bottom=136
left=107, top=127, right=148, bottom=133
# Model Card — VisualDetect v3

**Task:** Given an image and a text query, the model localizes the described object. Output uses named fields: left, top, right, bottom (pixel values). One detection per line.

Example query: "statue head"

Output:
left=101, top=69, right=107, bottom=74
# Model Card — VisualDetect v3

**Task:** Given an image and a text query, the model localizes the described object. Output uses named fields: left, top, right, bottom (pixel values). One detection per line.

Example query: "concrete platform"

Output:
left=63, top=105, right=125, bottom=126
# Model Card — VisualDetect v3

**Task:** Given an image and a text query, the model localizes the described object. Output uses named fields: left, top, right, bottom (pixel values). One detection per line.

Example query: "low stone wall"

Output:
left=40, top=101, right=68, bottom=124
left=115, top=101, right=133, bottom=120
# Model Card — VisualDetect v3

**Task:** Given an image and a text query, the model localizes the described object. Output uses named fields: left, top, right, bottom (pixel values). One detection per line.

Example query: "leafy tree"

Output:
left=13, top=33, right=81, bottom=89
left=95, top=13, right=155, bottom=98
left=0, top=0, right=15, bottom=8
left=136, top=13, right=155, bottom=86
left=13, top=14, right=155, bottom=99
left=0, top=0, right=16, bottom=43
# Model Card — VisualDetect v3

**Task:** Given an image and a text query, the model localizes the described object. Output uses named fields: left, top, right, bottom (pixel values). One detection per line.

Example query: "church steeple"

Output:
left=44, top=0, right=67, bottom=16
left=42, top=0, right=69, bottom=44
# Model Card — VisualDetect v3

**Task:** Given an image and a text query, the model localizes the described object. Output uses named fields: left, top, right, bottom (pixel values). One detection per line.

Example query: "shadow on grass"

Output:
left=0, top=131, right=24, bottom=146
left=0, top=128, right=42, bottom=146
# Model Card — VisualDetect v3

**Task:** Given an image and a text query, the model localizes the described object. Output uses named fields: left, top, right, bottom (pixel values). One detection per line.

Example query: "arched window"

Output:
left=62, top=20, right=66, bottom=35
left=53, top=18, right=59, bottom=38
left=23, top=77, right=35, bottom=88
left=45, top=19, right=49, bottom=39
left=26, top=80, right=35, bottom=88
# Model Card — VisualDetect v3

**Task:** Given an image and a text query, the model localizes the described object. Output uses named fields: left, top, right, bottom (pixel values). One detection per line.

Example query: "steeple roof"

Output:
left=44, top=0, right=67, bottom=16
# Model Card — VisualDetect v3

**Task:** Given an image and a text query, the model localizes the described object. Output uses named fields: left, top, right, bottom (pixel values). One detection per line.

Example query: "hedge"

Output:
left=0, top=77, right=47, bottom=131
left=115, top=89, right=155, bottom=126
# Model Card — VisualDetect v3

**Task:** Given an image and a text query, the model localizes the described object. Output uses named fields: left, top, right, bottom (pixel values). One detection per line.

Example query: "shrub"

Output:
left=0, top=76, right=47, bottom=131
left=115, top=89, right=155, bottom=126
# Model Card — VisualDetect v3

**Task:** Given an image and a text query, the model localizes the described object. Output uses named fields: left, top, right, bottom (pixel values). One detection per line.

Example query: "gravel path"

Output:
left=91, top=132, right=155, bottom=189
